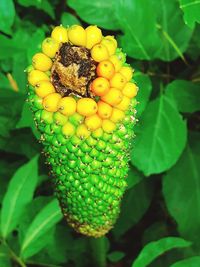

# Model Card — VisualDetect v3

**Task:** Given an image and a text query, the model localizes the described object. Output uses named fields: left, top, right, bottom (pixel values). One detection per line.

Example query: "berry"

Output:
left=102, top=120, right=116, bottom=133
left=51, top=25, right=68, bottom=42
left=85, top=114, right=102, bottom=131
left=54, top=112, right=68, bottom=125
left=115, top=96, right=130, bottom=111
left=91, top=44, right=109, bottom=62
left=32, top=53, right=52, bottom=71
left=122, top=82, right=138, bottom=98
left=58, top=97, right=76, bottom=116
left=43, top=93, right=62, bottom=112
left=28, top=70, right=49, bottom=86
left=110, top=73, right=127, bottom=90
left=109, top=55, right=122, bottom=72
left=35, top=81, right=55, bottom=98
left=101, top=88, right=123, bottom=106
left=104, top=35, right=117, bottom=49
left=42, top=38, right=60, bottom=58
left=91, top=77, right=110, bottom=96
left=68, top=25, right=86, bottom=46
left=77, top=98, right=97, bottom=116
left=97, top=101, right=112, bottom=119
left=101, top=38, right=116, bottom=56
left=85, top=25, right=102, bottom=49
left=62, top=122, right=75, bottom=137
left=96, top=60, right=115, bottom=80
left=76, top=124, right=91, bottom=139
left=110, top=108, right=125, bottom=123
left=119, top=66, right=133, bottom=81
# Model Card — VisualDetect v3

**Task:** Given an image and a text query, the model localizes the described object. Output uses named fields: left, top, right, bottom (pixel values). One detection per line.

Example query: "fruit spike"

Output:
left=27, top=24, right=138, bottom=237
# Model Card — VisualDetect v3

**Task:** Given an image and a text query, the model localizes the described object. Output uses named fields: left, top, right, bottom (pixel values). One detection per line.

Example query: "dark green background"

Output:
left=0, top=0, right=200, bottom=266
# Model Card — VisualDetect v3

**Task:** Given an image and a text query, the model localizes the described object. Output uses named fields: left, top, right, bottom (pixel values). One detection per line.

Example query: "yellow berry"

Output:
left=92, top=127, right=103, bottom=138
left=77, top=98, right=98, bottom=116
left=102, top=119, right=116, bottom=133
left=91, top=44, right=109, bottom=62
left=54, top=112, right=68, bottom=125
left=43, top=93, right=62, bottom=112
left=91, top=77, right=110, bottom=96
left=58, top=97, right=76, bottom=116
left=42, top=38, right=60, bottom=58
left=110, top=72, right=127, bottom=90
left=104, top=35, right=117, bottom=49
left=97, top=101, right=112, bottom=119
left=62, top=122, right=75, bottom=137
left=85, top=114, right=102, bottom=131
left=76, top=124, right=91, bottom=139
left=115, top=96, right=130, bottom=111
left=101, top=88, right=123, bottom=106
left=96, top=60, right=115, bottom=80
left=85, top=25, right=102, bottom=49
left=101, top=38, right=116, bottom=56
left=28, top=70, right=49, bottom=86
left=51, top=26, right=68, bottom=43
left=109, top=55, right=122, bottom=72
left=68, top=25, right=86, bottom=46
left=35, top=81, right=55, bottom=98
left=32, top=53, right=52, bottom=71
left=122, top=82, right=138, bottom=98
left=110, top=108, right=125, bottom=123
left=119, top=66, right=133, bottom=81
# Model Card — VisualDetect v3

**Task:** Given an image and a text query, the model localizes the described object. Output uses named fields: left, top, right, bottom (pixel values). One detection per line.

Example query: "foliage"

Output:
left=0, top=0, right=200, bottom=266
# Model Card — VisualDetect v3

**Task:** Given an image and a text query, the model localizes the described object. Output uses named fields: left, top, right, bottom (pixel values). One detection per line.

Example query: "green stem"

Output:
left=90, top=237, right=107, bottom=267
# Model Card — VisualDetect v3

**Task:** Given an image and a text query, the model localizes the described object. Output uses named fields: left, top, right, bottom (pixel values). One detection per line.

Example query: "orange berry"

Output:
left=102, top=119, right=116, bottom=133
left=122, top=82, right=138, bottom=98
left=85, top=114, right=102, bottom=131
left=91, top=77, right=110, bottom=96
left=101, top=88, right=123, bottom=106
left=96, top=60, right=115, bottom=80
left=97, top=101, right=112, bottom=119
left=110, top=73, right=127, bottom=90
left=115, top=96, right=130, bottom=111
left=77, top=98, right=98, bottom=116
left=91, top=44, right=109, bottom=62
left=110, top=108, right=125, bottom=123
left=119, top=66, right=133, bottom=81
left=58, top=97, right=76, bottom=116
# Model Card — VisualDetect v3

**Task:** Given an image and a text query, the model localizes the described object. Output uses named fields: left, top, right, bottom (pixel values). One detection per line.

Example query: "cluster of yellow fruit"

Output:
left=27, top=25, right=138, bottom=135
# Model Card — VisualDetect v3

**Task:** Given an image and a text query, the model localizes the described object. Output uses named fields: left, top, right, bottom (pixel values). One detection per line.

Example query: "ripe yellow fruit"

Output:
left=85, top=114, right=102, bottom=131
left=43, top=93, right=62, bottom=112
left=101, top=38, right=116, bottom=56
left=85, top=25, right=102, bottom=49
left=58, top=97, right=77, bottom=116
left=28, top=70, right=49, bottom=86
left=51, top=25, right=68, bottom=42
left=96, top=60, right=115, bottom=80
left=102, top=119, right=116, bottom=133
left=104, top=35, right=117, bottom=49
left=35, top=81, right=55, bottom=98
left=68, top=25, right=86, bottom=46
left=32, top=53, right=52, bottom=71
left=110, top=73, right=127, bottom=90
left=76, top=124, right=91, bottom=139
left=110, top=108, right=125, bottom=123
left=119, top=66, right=133, bottom=81
left=97, top=101, right=112, bottom=119
left=62, top=122, right=75, bottom=137
left=109, top=55, right=122, bottom=72
left=101, top=88, right=123, bottom=106
left=91, top=77, right=110, bottom=96
left=42, top=38, right=60, bottom=58
left=77, top=98, right=98, bottom=116
left=91, top=44, right=109, bottom=62
left=122, top=82, right=138, bottom=98
left=115, top=96, right=130, bottom=111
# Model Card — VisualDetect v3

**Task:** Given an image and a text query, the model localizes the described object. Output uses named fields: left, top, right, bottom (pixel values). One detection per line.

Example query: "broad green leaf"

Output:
left=127, top=165, right=143, bottom=189
left=131, top=93, right=187, bottom=176
left=113, top=179, right=153, bottom=238
left=154, top=0, right=193, bottom=62
left=61, top=12, right=81, bottom=26
left=133, top=71, right=152, bottom=117
left=179, top=0, right=200, bottom=28
left=131, top=237, right=191, bottom=267
left=68, top=0, right=120, bottom=30
left=17, top=0, right=55, bottom=19
left=27, top=28, right=45, bottom=61
left=186, top=24, right=200, bottom=60
left=20, top=198, right=62, bottom=259
left=166, top=80, right=200, bottom=113
left=0, top=73, right=11, bottom=90
left=116, top=0, right=160, bottom=60
left=0, top=0, right=15, bottom=34
left=0, top=155, right=39, bottom=238
left=0, top=245, right=11, bottom=267
left=107, top=251, right=125, bottom=263
left=170, top=256, right=200, bottom=267
left=163, top=132, right=200, bottom=247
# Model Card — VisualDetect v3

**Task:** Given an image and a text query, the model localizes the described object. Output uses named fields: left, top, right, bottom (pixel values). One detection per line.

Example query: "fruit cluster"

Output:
left=27, top=24, right=138, bottom=237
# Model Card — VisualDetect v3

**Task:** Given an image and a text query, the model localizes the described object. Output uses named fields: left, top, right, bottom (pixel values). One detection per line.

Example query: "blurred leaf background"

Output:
left=0, top=0, right=200, bottom=266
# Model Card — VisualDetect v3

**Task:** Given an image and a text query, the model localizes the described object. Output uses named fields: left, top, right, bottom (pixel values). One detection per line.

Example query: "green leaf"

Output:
left=116, top=0, right=160, bottom=60
left=0, top=0, right=15, bottom=34
left=131, top=237, right=191, bottom=267
left=179, top=0, right=200, bottom=28
left=154, top=0, right=193, bottom=62
left=0, top=245, right=11, bottom=267
left=163, top=132, right=200, bottom=247
left=113, top=179, right=153, bottom=238
left=68, top=0, right=120, bottom=30
left=107, top=251, right=125, bottom=263
left=0, top=155, right=39, bottom=238
left=61, top=12, right=81, bottom=27
left=170, top=256, right=200, bottom=267
left=166, top=80, right=200, bottom=113
left=127, top=165, right=143, bottom=189
left=20, top=198, right=62, bottom=259
left=133, top=71, right=152, bottom=117
left=17, top=0, right=55, bottom=19
left=131, top=93, right=187, bottom=176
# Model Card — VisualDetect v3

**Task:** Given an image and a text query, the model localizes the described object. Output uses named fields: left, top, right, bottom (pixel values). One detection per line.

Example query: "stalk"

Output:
left=90, top=237, right=107, bottom=267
